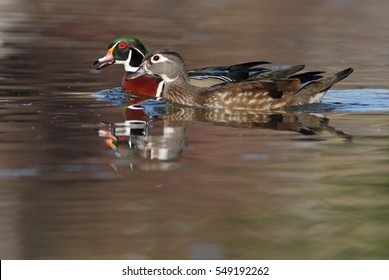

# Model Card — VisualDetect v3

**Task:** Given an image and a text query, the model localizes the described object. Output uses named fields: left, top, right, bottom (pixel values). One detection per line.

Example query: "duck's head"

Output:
left=130, top=50, right=188, bottom=83
left=93, top=37, right=148, bottom=72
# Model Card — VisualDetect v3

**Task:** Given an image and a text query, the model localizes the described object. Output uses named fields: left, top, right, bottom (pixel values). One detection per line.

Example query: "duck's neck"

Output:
left=162, top=76, right=200, bottom=106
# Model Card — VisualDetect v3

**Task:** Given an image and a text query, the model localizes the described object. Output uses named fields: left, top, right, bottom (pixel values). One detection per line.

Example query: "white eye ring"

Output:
left=151, top=55, right=160, bottom=63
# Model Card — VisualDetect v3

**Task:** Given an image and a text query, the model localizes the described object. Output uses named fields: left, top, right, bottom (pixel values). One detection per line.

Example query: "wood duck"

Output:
left=93, top=37, right=304, bottom=98
left=129, top=49, right=354, bottom=111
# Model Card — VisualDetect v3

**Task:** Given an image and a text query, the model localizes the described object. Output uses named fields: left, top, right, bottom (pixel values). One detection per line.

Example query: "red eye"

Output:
left=118, top=42, right=127, bottom=50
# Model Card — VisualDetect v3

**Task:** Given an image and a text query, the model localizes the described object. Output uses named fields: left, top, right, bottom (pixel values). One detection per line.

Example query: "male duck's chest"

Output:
left=122, top=72, right=163, bottom=98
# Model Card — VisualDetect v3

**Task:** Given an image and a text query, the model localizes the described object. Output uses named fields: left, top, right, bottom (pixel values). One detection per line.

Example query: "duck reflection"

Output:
left=98, top=96, right=351, bottom=167
left=99, top=109, right=189, bottom=162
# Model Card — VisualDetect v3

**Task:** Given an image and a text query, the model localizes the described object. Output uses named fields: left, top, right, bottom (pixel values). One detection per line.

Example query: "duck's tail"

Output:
left=292, top=67, right=354, bottom=105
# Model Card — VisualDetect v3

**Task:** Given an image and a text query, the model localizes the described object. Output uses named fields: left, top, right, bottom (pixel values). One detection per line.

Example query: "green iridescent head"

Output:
left=94, top=37, right=149, bottom=72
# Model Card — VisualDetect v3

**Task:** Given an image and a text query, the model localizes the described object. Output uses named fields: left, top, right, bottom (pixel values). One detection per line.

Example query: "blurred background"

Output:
left=0, top=0, right=389, bottom=259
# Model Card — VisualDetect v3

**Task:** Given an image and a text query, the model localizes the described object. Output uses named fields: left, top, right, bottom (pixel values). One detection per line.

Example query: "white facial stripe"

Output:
left=112, top=44, right=143, bottom=73
left=112, top=41, right=120, bottom=49
left=156, top=81, right=164, bottom=98
left=160, top=74, right=177, bottom=83
left=125, top=65, right=140, bottom=72
left=124, top=49, right=133, bottom=72
left=116, top=49, right=142, bottom=72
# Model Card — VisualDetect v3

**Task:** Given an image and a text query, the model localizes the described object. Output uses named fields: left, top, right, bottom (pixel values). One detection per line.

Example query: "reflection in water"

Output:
left=98, top=97, right=351, bottom=170
left=1, top=0, right=389, bottom=260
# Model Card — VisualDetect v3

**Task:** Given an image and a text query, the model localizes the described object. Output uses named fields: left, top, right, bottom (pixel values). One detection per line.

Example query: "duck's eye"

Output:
left=151, top=55, right=160, bottom=63
left=118, top=42, right=127, bottom=50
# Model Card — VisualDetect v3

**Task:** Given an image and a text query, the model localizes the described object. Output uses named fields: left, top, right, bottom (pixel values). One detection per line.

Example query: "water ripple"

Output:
left=325, top=88, right=389, bottom=112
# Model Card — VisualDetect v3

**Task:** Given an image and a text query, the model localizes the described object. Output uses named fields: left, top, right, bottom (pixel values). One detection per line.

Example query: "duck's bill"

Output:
left=93, top=51, right=115, bottom=70
left=93, top=59, right=115, bottom=70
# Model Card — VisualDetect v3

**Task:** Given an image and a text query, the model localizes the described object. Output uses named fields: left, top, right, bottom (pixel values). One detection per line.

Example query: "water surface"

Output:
left=1, top=0, right=389, bottom=259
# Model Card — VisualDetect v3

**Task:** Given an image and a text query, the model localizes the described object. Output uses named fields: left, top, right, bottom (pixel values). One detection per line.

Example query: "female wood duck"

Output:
left=93, top=37, right=304, bottom=98
left=129, top=49, right=354, bottom=111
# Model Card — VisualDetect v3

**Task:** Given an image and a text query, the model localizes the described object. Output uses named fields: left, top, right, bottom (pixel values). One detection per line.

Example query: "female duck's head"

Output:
left=130, top=50, right=189, bottom=83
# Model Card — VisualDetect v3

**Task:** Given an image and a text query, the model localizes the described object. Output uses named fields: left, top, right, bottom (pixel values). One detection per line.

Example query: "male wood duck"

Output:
left=129, top=50, right=354, bottom=111
left=93, top=37, right=304, bottom=98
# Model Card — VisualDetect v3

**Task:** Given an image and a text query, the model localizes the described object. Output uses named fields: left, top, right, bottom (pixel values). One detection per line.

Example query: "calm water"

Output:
left=1, top=0, right=389, bottom=259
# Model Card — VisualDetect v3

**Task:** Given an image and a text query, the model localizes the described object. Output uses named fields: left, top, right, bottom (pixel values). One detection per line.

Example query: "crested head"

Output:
left=141, top=50, right=189, bottom=83
left=94, top=37, right=149, bottom=72
left=107, top=37, right=149, bottom=55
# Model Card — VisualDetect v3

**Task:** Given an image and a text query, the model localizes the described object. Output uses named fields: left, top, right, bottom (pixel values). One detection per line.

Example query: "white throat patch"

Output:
left=156, top=81, right=164, bottom=98
left=160, top=74, right=178, bottom=83
left=123, top=50, right=141, bottom=72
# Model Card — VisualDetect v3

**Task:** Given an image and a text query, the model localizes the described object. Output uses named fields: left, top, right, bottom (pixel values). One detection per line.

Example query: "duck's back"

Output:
left=192, top=68, right=353, bottom=111
left=197, top=79, right=301, bottom=110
